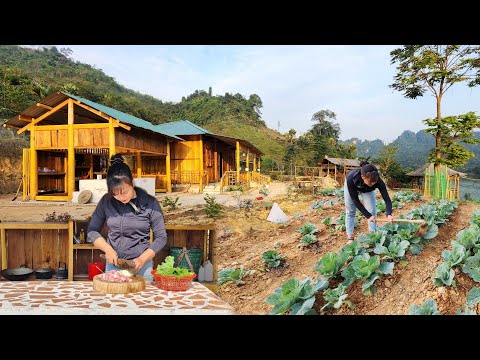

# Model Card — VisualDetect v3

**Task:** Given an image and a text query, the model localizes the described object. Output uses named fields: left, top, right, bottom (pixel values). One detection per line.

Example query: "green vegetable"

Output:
left=155, top=256, right=194, bottom=278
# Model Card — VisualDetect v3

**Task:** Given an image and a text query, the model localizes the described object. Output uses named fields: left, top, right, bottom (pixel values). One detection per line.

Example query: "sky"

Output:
left=56, top=45, right=480, bottom=144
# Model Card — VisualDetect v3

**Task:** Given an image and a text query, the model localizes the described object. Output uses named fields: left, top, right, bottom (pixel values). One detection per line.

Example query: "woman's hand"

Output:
left=368, top=216, right=377, bottom=222
left=133, top=257, right=146, bottom=272
left=105, top=250, right=118, bottom=266
left=387, top=215, right=394, bottom=223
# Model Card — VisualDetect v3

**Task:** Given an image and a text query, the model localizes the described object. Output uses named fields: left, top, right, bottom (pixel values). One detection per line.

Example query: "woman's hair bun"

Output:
left=360, top=160, right=370, bottom=167
left=110, top=154, right=125, bottom=166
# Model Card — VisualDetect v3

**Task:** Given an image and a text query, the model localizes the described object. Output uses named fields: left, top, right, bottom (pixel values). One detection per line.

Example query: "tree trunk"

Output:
left=435, top=95, right=442, bottom=172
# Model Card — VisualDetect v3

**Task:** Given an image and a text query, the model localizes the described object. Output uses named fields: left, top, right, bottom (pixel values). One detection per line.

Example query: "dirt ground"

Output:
left=2, top=182, right=479, bottom=315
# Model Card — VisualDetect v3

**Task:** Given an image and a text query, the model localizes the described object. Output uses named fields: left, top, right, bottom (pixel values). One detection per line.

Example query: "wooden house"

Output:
left=3, top=91, right=182, bottom=201
left=4, top=93, right=266, bottom=199
left=153, top=120, right=265, bottom=192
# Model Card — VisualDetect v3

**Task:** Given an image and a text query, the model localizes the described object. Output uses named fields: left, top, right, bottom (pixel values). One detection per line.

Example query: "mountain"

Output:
left=341, top=130, right=480, bottom=178
left=0, top=45, right=285, bottom=163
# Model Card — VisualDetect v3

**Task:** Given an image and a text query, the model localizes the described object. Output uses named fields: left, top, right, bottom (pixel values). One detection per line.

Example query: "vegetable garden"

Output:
left=216, top=188, right=480, bottom=315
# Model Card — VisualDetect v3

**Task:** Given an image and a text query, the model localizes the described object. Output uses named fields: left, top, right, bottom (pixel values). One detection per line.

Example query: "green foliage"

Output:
left=204, top=193, right=222, bottom=217
left=313, top=251, right=349, bottom=280
left=390, top=45, right=480, bottom=167
left=322, top=284, right=350, bottom=310
left=296, top=223, right=318, bottom=235
left=462, top=252, right=480, bottom=282
left=161, top=196, right=181, bottom=210
left=423, top=112, right=480, bottom=168
left=299, top=234, right=318, bottom=247
left=259, top=185, right=269, bottom=197
left=217, top=267, right=252, bottom=286
left=408, top=298, right=440, bottom=315
left=262, top=249, right=285, bottom=269
left=266, top=277, right=328, bottom=315
left=432, top=263, right=456, bottom=287
left=155, top=256, right=194, bottom=278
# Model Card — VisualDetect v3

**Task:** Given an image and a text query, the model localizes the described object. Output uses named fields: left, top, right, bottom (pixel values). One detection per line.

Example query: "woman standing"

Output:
left=344, top=161, right=394, bottom=244
left=87, top=154, right=167, bottom=281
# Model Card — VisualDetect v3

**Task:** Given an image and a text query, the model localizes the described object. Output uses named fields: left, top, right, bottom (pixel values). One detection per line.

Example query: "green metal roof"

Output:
left=156, top=120, right=213, bottom=136
left=61, top=91, right=183, bottom=140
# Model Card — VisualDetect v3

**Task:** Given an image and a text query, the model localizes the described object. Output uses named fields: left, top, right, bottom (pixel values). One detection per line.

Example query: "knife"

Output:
left=99, top=254, right=137, bottom=275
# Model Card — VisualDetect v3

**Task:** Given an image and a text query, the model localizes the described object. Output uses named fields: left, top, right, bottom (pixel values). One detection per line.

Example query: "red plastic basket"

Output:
left=151, top=270, right=196, bottom=291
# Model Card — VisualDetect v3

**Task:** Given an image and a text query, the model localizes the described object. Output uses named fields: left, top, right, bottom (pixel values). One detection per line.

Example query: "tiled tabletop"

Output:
left=0, top=280, right=234, bottom=315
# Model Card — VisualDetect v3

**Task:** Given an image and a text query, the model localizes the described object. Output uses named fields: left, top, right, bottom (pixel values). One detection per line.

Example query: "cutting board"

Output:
left=92, top=274, right=146, bottom=294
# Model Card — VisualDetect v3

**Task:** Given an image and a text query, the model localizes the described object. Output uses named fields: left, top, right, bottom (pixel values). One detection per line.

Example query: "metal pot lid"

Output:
left=35, top=268, right=52, bottom=272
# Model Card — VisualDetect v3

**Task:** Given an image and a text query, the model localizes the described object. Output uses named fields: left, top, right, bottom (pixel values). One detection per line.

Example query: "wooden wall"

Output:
left=74, top=128, right=109, bottom=148
left=35, top=129, right=68, bottom=149
left=4, top=229, right=69, bottom=270
left=170, top=135, right=201, bottom=176
left=116, top=128, right=167, bottom=154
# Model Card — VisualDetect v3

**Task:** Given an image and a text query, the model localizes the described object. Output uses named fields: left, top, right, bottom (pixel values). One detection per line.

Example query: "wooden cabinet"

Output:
left=37, top=150, right=67, bottom=194
left=0, top=221, right=216, bottom=283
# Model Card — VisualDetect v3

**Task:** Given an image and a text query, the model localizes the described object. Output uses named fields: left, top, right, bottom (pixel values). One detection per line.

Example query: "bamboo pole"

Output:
left=1, top=228, right=6, bottom=270
left=68, top=220, right=74, bottom=281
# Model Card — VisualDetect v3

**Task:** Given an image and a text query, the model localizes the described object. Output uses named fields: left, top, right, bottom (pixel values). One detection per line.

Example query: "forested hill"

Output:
left=0, top=45, right=285, bottom=162
left=341, top=130, right=480, bottom=178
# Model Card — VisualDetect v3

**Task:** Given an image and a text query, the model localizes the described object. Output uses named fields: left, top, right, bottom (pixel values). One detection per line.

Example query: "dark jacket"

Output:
left=345, top=168, right=392, bottom=218
left=87, top=187, right=167, bottom=260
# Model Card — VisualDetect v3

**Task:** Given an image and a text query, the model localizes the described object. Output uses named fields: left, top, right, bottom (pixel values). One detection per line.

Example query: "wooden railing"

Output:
left=219, top=170, right=270, bottom=193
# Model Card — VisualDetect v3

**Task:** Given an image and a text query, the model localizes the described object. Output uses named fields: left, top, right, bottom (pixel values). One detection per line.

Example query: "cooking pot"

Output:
left=1, top=266, right=34, bottom=281
left=56, top=261, right=68, bottom=279
left=35, top=267, right=53, bottom=279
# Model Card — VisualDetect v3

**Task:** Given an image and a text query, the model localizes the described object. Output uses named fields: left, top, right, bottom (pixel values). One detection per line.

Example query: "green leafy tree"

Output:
left=423, top=112, right=480, bottom=168
left=390, top=45, right=480, bottom=171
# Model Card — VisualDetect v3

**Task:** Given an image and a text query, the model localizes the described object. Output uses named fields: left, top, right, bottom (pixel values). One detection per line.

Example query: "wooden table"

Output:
left=0, top=280, right=234, bottom=314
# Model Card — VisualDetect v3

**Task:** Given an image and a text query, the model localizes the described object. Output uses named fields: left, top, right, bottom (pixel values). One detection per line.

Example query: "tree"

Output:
left=390, top=45, right=480, bottom=171
left=374, top=144, right=401, bottom=183
left=285, top=128, right=296, bottom=145
left=423, top=112, right=480, bottom=168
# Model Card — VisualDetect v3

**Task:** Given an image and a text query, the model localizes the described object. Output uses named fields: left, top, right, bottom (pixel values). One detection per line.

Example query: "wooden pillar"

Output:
left=213, top=141, right=218, bottom=182
left=67, top=99, right=75, bottom=200
left=199, top=138, right=204, bottom=192
left=29, top=121, right=37, bottom=200
left=68, top=220, right=74, bottom=281
left=246, top=150, right=250, bottom=182
left=253, top=155, right=257, bottom=173
left=258, top=157, right=261, bottom=174
left=136, top=152, right=142, bottom=178
left=109, top=118, right=116, bottom=160
left=1, top=227, right=6, bottom=270
left=236, top=141, right=240, bottom=183
left=166, top=141, right=172, bottom=192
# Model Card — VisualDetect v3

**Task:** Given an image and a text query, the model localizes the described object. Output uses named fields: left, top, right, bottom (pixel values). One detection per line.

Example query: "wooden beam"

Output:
left=166, top=141, right=172, bottom=192
left=67, top=99, right=75, bottom=200
left=109, top=118, right=116, bottom=159
left=18, top=99, right=70, bottom=134
left=36, top=103, right=53, bottom=110
left=0, top=223, right=70, bottom=230
left=236, top=141, right=240, bottom=183
left=19, top=115, right=33, bottom=122
left=74, top=101, right=131, bottom=131
left=199, top=137, right=204, bottom=192
left=68, top=220, right=74, bottom=281
left=1, top=228, right=6, bottom=270
left=29, top=120, right=37, bottom=200
left=164, top=225, right=216, bottom=231
left=136, top=152, right=142, bottom=178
